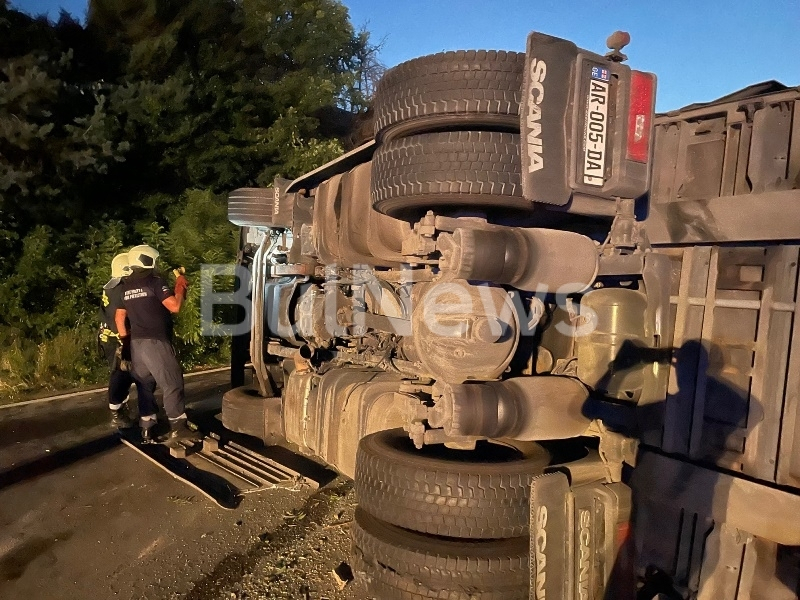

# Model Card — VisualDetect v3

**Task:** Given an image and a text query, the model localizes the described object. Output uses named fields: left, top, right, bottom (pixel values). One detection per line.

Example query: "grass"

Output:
left=0, top=325, right=232, bottom=405
left=0, top=325, right=107, bottom=405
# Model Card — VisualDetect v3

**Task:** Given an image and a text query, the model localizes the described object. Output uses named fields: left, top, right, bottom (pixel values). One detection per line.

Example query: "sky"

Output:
left=11, top=0, right=800, bottom=111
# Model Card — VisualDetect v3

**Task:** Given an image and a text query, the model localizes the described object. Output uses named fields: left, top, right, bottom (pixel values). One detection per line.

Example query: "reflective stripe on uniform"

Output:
left=98, top=327, right=120, bottom=344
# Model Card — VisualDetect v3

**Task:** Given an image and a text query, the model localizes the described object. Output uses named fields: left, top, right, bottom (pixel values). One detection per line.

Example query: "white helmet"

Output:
left=110, top=252, right=132, bottom=278
left=128, top=244, right=160, bottom=269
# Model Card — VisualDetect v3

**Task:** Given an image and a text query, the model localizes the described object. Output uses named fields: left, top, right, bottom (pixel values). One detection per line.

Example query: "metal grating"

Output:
left=184, top=435, right=318, bottom=493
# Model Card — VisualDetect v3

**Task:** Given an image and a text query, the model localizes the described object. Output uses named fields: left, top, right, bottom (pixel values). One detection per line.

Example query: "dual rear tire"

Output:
left=373, top=50, right=524, bottom=142
left=352, top=508, right=528, bottom=600
left=358, top=48, right=535, bottom=598
left=352, top=428, right=548, bottom=599
left=372, top=131, right=527, bottom=219
left=370, top=51, right=528, bottom=220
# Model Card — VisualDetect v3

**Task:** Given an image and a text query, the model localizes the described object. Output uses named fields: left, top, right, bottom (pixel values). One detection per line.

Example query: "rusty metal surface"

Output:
left=309, top=163, right=408, bottom=267
left=645, top=87, right=800, bottom=245
left=438, top=226, right=599, bottom=293
left=339, top=163, right=408, bottom=265
left=281, top=369, right=406, bottom=479
left=436, top=376, right=590, bottom=440
left=403, top=281, right=520, bottom=383
left=646, top=245, right=800, bottom=485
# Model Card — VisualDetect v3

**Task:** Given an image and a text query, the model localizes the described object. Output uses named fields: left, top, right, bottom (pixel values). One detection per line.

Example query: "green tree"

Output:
left=0, top=4, right=129, bottom=269
left=89, top=0, right=377, bottom=194
left=0, top=0, right=383, bottom=399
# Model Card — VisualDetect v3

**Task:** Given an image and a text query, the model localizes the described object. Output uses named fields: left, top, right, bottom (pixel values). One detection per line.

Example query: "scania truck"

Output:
left=222, top=29, right=800, bottom=599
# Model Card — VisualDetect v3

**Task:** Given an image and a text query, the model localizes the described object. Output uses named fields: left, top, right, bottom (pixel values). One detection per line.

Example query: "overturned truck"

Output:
left=223, top=30, right=800, bottom=599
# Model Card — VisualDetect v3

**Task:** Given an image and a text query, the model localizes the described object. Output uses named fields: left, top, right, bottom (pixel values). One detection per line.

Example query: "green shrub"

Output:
left=0, top=190, right=237, bottom=404
left=0, top=325, right=106, bottom=403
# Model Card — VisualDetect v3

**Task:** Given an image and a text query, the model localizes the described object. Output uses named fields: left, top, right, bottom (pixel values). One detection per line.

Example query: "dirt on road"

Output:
left=0, top=372, right=373, bottom=600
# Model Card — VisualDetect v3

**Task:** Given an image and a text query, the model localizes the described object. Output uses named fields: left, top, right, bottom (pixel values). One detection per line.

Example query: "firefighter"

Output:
left=114, top=244, right=197, bottom=444
left=100, top=252, right=158, bottom=429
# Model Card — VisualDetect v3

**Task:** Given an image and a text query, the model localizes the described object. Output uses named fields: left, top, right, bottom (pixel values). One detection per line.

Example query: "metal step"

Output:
left=181, top=434, right=319, bottom=494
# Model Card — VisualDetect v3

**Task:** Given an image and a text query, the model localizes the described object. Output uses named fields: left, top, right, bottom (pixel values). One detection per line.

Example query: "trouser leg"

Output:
left=108, top=370, right=133, bottom=409
left=132, top=338, right=185, bottom=420
left=131, top=340, right=159, bottom=428
left=134, top=377, right=159, bottom=419
left=103, top=341, right=130, bottom=408
left=104, top=340, right=135, bottom=429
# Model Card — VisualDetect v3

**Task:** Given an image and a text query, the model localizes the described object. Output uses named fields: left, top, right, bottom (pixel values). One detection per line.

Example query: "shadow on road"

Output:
left=0, top=530, right=74, bottom=582
left=0, top=403, right=109, bottom=448
left=0, top=435, right=120, bottom=492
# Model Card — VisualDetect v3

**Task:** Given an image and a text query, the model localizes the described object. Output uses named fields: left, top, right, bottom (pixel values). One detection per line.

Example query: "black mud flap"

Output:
left=530, top=472, right=570, bottom=599
left=521, top=32, right=656, bottom=209
left=530, top=472, right=635, bottom=600
left=521, top=33, right=577, bottom=207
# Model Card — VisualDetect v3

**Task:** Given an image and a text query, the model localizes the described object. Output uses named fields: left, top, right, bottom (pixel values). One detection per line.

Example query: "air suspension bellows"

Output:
left=432, top=376, right=590, bottom=441
left=439, top=226, right=599, bottom=293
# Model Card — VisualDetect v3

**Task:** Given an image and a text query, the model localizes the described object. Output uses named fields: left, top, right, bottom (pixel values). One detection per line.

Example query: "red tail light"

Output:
left=626, top=71, right=655, bottom=163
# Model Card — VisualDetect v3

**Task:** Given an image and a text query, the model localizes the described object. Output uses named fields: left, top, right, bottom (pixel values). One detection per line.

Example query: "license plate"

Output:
left=583, top=73, right=610, bottom=187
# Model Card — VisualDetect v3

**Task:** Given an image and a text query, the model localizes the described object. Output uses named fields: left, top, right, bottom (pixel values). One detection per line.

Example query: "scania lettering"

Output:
left=534, top=505, right=548, bottom=600
left=578, top=509, right=592, bottom=600
left=527, top=57, right=546, bottom=173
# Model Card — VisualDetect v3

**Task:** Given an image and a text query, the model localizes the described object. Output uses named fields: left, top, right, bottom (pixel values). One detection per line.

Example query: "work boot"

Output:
left=110, top=406, right=135, bottom=429
left=140, top=414, right=158, bottom=444
left=141, top=423, right=155, bottom=443
left=165, top=417, right=202, bottom=448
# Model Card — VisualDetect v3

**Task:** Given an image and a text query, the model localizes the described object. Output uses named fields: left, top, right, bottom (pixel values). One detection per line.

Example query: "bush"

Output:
left=0, top=189, right=238, bottom=403
left=0, top=324, right=106, bottom=403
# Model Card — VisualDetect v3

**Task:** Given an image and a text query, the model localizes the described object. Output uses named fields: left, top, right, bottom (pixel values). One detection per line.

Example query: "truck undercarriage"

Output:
left=222, top=30, right=800, bottom=599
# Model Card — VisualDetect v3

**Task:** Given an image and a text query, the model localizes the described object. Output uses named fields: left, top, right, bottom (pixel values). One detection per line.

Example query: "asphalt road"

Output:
left=0, top=371, right=372, bottom=600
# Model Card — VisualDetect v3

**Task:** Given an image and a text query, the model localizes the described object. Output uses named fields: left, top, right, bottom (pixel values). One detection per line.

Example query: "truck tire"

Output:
left=373, top=50, right=524, bottom=141
left=371, top=131, right=530, bottom=219
left=352, top=507, right=528, bottom=600
left=354, top=428, right=549, bottom=539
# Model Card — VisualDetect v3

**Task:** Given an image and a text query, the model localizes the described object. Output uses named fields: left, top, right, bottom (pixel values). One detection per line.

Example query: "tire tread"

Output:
left=352, top=508, right=528, bottom=599
left=354, top=429, right=545, bottom=538
left=374, top=50, right=525, bottom=139
left=371, top=131, right=526, bottom=217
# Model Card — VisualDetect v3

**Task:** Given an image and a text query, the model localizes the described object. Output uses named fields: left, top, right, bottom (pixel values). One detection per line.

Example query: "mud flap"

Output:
left=521, top=32, right=656, bottom=209
left=530, top=472, right=634, bottom=600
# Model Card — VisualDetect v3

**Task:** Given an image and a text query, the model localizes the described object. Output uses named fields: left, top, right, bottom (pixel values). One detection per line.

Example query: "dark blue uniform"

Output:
left=100, top=278, right=157, bottom=416
left=120, top=270, right=185, bottom=421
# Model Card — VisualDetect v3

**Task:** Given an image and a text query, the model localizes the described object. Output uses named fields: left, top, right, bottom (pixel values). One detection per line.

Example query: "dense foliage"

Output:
left=0, top=0, right=378, bottom=400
